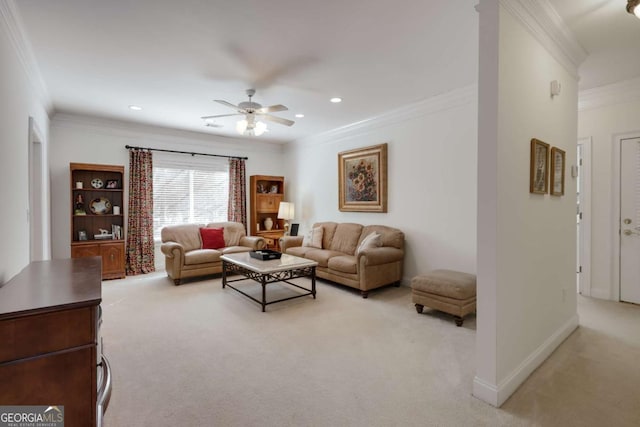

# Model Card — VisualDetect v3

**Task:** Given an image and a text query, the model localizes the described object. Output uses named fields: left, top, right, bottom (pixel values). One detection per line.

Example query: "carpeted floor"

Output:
left=101, top=272, right=640, bottom=426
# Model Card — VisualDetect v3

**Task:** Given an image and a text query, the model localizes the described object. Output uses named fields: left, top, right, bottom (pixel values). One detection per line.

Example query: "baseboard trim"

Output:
left=473, top=313, right=579, bottom=407
left=589, top=288, right=611, bottom=301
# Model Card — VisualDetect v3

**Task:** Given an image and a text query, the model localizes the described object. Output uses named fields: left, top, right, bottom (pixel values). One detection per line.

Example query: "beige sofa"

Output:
left=279, top=222, right=404, bottom=298
left=160, top=222, right=265, bottom=285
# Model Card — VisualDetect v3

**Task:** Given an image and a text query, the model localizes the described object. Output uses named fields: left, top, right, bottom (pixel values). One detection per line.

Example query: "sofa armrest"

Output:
left=239, top=236, right=266, bottom=250
left=161, top=242, right=185, bottom=259
left=358, top=247, right=404, bottom=266
left=279, top=235, right=304, bottom=253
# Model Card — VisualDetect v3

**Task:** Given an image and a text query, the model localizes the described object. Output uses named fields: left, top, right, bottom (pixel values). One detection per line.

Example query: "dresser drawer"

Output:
left=0, top=307, right=94, bottom=363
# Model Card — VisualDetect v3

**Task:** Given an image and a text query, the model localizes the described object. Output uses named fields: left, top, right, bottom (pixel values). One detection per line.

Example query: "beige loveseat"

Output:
left=279, top=222, right=405, bottom=298
left=160, top=222, right=265, bottom=285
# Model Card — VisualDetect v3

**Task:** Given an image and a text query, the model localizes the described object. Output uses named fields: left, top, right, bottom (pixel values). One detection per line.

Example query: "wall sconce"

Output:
left=628, top=0, right=640, bottom=18
left=550, top=80, right=561, bottom=98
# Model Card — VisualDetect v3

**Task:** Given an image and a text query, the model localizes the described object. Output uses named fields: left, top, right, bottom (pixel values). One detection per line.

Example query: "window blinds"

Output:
left=153, top=154, right=229, bottom=241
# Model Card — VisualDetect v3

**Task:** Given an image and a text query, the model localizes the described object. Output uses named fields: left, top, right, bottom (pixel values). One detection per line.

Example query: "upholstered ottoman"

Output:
left=411, top=269, right=476, bottom=326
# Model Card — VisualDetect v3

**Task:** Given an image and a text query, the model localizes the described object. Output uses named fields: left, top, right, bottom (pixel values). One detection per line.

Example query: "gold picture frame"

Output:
left=550, top=147, right=565, bottom=196
left=530, top=138, right=550, bottom=194
left=338, top=143, right=388, bottom=212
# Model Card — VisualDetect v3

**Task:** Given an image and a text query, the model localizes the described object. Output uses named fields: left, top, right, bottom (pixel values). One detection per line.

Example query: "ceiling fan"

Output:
left=201, top=89, right=294, bottom=136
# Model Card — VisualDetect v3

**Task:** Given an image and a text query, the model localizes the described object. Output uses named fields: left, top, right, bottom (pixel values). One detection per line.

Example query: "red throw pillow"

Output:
left=200, top=227, right=225, bottom=249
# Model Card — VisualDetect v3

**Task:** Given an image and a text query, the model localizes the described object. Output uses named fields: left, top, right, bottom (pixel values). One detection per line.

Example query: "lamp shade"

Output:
left=277, top=202, right=295, bottom=220
left=236, top=119, right=248, bottom=134
left=254, top=121, right=267, bottom=136
left=628, top=0, right=640, bottom=18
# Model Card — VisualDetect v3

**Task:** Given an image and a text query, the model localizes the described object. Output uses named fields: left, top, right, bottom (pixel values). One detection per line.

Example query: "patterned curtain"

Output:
left=228, top=158, right=247, bottom=230
left=126, top=149, right=155, bottom=275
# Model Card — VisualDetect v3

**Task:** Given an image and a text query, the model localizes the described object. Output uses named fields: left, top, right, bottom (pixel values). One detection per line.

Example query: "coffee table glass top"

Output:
left=220, top=252, right=318, bottom=274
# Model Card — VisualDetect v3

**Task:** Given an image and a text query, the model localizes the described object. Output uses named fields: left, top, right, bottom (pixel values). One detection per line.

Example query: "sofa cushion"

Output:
left=356, top=232, right=381, bottom=255
left=361, top=225, right=404, bottom=249
left=328, top=255, right=357, bottom=274
left=184, top=249, right=221, bottom=265
left=161, top=223, right=205, bottom=252
left=221, top=246, right=253, bottom=254
left=329, top=223, right=363, bottom=255
left=204, top=222, right=247, bottom=247
left=303, top=226, right=323, bottom=248
left=285, top=246, right=315, bottom=258
left=314, top=222, right=338, bottom=249
left=303, top=249, right=345, bottom=268
left=200, top=228, right=225, bottom=249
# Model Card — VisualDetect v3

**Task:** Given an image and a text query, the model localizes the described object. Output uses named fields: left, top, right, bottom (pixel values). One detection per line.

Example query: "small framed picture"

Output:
left=550, top=147, right=565, bottom=196
left=78, top=230, right=88, bottom=241
left=105, top=179, right=119, bottom=189
left=530, top=138, right=550, bottom=194
left=289, top=223, right=299, bottom=237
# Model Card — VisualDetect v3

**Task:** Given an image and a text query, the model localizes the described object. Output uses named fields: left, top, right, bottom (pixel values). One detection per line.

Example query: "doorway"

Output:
left=620, top=137, right=640, bottom=304
left=28, top=117, right=46, bottom=262
left=576, top=138, right=591, bottom=296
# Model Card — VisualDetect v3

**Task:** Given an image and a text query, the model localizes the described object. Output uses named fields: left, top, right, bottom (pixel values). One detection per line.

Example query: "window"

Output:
left=153, top=155, right=229, bottom=241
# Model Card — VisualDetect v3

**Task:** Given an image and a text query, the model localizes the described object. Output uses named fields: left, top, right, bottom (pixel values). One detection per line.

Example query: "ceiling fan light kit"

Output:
left=236, top=118, right=267, bottom=136
left=201, top=88, right=294, bottom=137
left=628, top=0, right=640, bottom=18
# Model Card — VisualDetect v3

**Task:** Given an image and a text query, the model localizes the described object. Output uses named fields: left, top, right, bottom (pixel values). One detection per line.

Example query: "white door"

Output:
left=620, top=137, right=640, bottom=304
left=576, top=139, right=591, bottom=296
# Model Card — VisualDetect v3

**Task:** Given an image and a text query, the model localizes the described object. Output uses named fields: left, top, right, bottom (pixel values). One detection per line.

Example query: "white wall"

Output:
left=475, top=0, right=579, bottom=406
left=284, top=86, right=478, bottom=283
left=578, top=83, right=640, bottom=300
left=0, top=3, right=50, bottom=283
left=49, top=114, right=285, bottom=260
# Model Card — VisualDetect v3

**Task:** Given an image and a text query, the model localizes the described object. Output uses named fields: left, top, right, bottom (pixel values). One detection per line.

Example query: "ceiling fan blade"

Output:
left=261, top=114, right=294, bottom=127
left=256, top=104, right=288, bottom=114
left=214, top=100, right=245, bottom=112
left=200, top=113, right=243, bottom=119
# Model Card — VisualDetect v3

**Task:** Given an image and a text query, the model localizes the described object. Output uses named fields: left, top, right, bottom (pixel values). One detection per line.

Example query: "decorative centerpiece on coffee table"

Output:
left=249, top=249, right=282, bottom=261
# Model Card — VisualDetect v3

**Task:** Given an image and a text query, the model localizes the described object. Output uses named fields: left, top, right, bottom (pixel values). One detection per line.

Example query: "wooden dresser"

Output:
left=0, top=258, right=107, bottom=427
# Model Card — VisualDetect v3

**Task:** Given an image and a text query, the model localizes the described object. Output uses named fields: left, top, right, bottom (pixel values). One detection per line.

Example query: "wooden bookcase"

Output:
left=70, top=163, right=126, bottom=279
left=249, top=175, right=285, bottom=250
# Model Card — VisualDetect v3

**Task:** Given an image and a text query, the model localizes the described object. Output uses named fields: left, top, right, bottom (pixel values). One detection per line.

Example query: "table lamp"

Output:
left=277, top=202, right=295, bottom=235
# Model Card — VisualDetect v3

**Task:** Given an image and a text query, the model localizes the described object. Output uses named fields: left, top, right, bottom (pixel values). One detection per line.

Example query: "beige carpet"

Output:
left=101, top=273, right=640, bottom=426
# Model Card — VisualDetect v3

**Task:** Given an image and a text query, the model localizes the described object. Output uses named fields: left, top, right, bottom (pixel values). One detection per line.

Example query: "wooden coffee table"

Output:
left=220, top=252, right=318, bottom=312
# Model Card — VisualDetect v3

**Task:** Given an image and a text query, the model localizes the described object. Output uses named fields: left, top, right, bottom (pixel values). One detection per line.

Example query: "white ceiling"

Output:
left=549, top=0, right=640, bottom=89
left=13, top=1, right=640, bottom=143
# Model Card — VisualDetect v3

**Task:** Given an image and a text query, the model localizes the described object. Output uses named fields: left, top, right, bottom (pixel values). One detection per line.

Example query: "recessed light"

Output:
left=295, top=114, right=305, bottom=118
left=330, top=97, right=342, bottom=103
left=128, top=105, right=143, bottom=111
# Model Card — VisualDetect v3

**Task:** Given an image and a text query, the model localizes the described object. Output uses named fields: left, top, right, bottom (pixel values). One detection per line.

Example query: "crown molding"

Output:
left=0, top=0, right=52, bottom=112
left=578, top=77, right=640, bottom=111
left=498, top=0, right=588, bottom=79
left=293, top=84, right=477, bottom=147
left=51, top=113, right=284, bottom=155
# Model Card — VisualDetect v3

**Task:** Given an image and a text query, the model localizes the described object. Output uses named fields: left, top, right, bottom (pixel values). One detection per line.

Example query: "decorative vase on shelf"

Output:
left=264, top=217, right=273, bottom=231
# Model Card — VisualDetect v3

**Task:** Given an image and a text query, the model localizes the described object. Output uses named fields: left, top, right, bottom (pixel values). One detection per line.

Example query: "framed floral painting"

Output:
left=338, top=143, right=388, bottom=212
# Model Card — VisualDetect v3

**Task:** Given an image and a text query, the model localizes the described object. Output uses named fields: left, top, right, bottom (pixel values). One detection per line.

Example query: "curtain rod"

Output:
left=125, top=145, right=248, bottom=160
